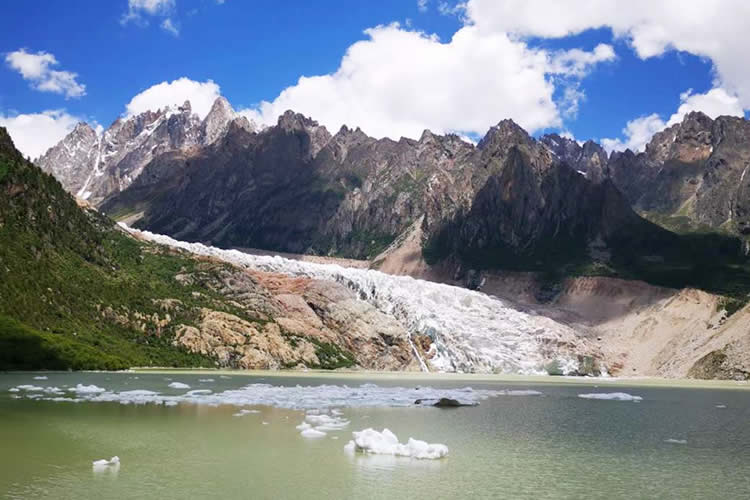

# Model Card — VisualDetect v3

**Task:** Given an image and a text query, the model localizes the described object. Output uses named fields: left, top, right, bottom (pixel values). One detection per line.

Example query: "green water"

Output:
left=1, top=372, right=749, bottom=499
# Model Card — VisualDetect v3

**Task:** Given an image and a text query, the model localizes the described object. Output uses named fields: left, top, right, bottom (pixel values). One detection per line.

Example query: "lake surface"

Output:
left=1, top=371, right=749, bottom=499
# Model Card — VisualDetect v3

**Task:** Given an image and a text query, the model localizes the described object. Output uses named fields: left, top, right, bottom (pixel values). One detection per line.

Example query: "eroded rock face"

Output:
left=607, top=112, right=750, bottom=234
left=169, top=261, right=417, bottom=371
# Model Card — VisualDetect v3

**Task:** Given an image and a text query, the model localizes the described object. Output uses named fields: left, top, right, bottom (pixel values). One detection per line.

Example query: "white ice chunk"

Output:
left=232, top=409, right=260, bottom=417
left=715, top=404, right=727, bottom=409
left=301, top=428, right=327, bottom=438
left=578, top=392, right=642, bottom=401
left=185, top=389, right=212, bottom=396
left=345, top=428, right=448, bottom=459
left=70, top=384, right=106, bottom=394
left=199, top=379, right=215, bottom=382
left=33, top=376, right=48, bottom=380
left=664, top=439, right=687, bottom=444
left=168, top=382, right=191, bottom=389
left=92, top=456, right=120, bottom=467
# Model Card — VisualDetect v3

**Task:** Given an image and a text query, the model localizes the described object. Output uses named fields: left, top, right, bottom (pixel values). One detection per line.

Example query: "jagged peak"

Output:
left=205, top=96, right=234, bottom=119
left=277, top=110, right=320, bottom=131
left=178, top=100, right=192, bottom=113
left=478, top=118, right=532, bottom=150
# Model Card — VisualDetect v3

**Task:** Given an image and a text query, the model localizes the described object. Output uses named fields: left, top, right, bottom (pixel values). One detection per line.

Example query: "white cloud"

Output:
left=125, top=77, right=221, bottom=119
left=0, top=110, right=80, bottom=158
left=601, top=113, right=665, bottom=153
left=122, top=0, right=175, bottom=25
left=241, top=23, right=613, bottom=140
left=601, top=87, right=744, bottom=152
left=548, top=43, right=615, bottom=78
left=417, top=0, right=429, bottom=13
left=665, top=88, right=743, bottom=126
left=463, top=0, right=750, bottom=109
left=5, top=49, right=86, bottom=99
left=160, top=18, right=180, bottom=36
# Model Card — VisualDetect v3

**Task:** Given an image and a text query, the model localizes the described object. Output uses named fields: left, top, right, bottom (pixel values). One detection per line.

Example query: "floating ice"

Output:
left=296, top=422, right=312, bottom=431
left=715, top=404, right=727, bottom=409
left=92, top=456, right=120, bottom=467
left=15, top=385, right=44, bottom=391
left=199, top=379, right=215, bottom=382
left=33, top=376, right=48, bottom=380
left=578, top=392, right=642, bottom=402
left=664, top=439, right=687, bottom=444
left=168, top=382, right=191, bottom=389
left=344, top=428, right=448, bottom=459
left=262, top=421, right=269, bottom=425
left=70, top=384, right=106, bottom=394
left=122, top=224, right=590, bottom=374
left=301, top=428, right=327, bottom=438
left=10, top=382, right=510, bottom=410
left=185, top=389, right=212, bottom=396
left=232, top=409, right=260, bottom=417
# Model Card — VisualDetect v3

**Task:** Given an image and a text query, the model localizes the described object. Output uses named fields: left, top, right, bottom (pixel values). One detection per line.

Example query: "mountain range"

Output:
left=35, top=97, right=750, bottom=298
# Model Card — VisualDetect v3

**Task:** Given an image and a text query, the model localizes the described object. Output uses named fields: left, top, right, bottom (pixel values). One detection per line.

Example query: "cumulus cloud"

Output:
left=601, top=87, right=744, bottom=152
left=125, top=77, right=221, bottom=119
left=122, top=0, right=175, bottom=26
left=5, top=49, right=86, bottom=99
left=601, top=113, right=666, bottom=153
left=160, top=18, right=180, bottom=36
left=241, top=23, right=614, bottom=140
left=0, top=110, right=80, bottom=158
left=463, top=0, right=750, bottom=109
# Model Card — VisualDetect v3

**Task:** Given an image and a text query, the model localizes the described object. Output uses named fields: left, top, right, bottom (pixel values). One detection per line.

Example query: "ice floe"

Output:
left=344, top=428, right=448, bottom=459
left=664, top=439, right=687, bottom=444
left=715, top=404, right=727, bottom=409
left=199, top=379, right=215, bottom=382
left=70, top=384, right=106, bottom=394
left=301, top=428, right=327, bottom=438
left=577, top=392, right=642, bottom=402
left=8, top=382, right=519, bottom=410
left=168, top=382, right=191, bottom=389
left=92, top=456, right=120, bottom=468
left=232, top=409, right=260, bottom=417
left=33, top=376, right=48, bottom=380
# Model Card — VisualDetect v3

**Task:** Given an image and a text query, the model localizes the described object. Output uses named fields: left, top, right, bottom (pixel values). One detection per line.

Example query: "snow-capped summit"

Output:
left=36, top=96, right=248, bottom=205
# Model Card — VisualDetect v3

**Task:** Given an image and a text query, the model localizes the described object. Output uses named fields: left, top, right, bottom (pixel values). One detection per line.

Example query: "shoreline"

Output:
left=4, top=368, right=748, bottom=391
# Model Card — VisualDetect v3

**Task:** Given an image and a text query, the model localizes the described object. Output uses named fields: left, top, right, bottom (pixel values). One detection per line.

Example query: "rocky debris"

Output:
left=414, top=397, right=478, bottom=407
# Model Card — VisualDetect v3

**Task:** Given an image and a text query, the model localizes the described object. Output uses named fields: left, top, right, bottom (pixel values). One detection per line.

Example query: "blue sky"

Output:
left=1, top=0, right=747, bottom=158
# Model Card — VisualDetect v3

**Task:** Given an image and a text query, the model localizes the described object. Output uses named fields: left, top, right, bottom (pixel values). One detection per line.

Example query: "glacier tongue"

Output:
left=121, top=224, right=589, bottom=374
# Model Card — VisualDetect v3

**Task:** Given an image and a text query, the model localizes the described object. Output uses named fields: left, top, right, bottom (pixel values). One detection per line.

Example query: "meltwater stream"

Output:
left=122, top=224, right=589, bottom=374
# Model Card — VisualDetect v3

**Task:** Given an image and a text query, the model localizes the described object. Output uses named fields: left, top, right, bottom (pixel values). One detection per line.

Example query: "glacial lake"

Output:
left=1, top=371, right=749, bottom=499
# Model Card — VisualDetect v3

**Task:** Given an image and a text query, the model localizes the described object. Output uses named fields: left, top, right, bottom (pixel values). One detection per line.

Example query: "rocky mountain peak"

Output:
left=202, top=96, right=237, bottom=145
left=477, top=119, right=532, bottom=152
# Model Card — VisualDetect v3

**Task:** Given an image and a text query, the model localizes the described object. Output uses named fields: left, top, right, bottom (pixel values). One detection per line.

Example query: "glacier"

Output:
left=121, top=224, right=594, bottom=374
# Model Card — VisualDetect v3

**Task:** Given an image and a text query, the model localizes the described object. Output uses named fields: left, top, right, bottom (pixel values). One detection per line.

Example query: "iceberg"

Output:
left=578, top=392, right=642, bottom=402
left=664, top=439, right=687, bottom=444
left=344, top=428, right=448, bottom=459
left=168, top=382, right=191, bottom=389
left=33, top=376, right=48, bottom=380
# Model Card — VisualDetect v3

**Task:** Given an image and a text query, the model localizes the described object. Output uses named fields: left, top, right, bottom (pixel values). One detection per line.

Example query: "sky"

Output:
left=1, top=0, right=748, bottom=159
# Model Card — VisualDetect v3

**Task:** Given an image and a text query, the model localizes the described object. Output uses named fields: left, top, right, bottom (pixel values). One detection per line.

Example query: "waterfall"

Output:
left=122, top=224, right=586, bottom=374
